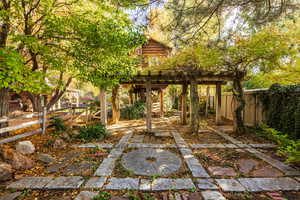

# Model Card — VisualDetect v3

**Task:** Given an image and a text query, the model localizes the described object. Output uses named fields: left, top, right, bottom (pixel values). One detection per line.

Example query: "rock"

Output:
left=2, top=148, right=35, bottom=170
left=251, top=166, right=283, bottom=177
left=72, top=130, right=80, bottom=136
left=237, top=159, right=259, bottom=174
left=37, top=153, right=56, bottom=163
left=189, top=192, right=203, bottom=200
left=0, top=162, right=14, bottom=181
left=16, top=141, right=35, bottom=155
left=110, top=197, right=129, bottom=200
left=53, top=138, right=67, bottom=149
left=208, top=166, right=237, bottom=177
left=0, top=192, right=21, bottom=200
left=14, top=174, right=25, bottom=180
left=61, top=133, right=70, bottom=139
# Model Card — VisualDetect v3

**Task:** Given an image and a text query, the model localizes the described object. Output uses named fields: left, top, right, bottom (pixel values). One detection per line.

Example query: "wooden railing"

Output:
left=0, top=106, right=91, bottom=145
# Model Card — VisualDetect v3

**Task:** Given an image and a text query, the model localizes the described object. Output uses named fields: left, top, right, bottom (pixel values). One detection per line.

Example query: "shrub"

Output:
left=50, top=117, right=67, bottom=132
left=75, top=122, right=109, bottom=141
left=255, top=124, right=300, bottom=163
left=93, top=191, right=111, bottom=200
left=121, top=100, right=145, bottom=120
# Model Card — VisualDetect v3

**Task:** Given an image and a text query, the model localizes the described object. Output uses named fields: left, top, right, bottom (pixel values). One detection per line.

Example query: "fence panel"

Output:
left=0, top=106, right=90, bottom=145
left=221, top=89, right=268, bottom=126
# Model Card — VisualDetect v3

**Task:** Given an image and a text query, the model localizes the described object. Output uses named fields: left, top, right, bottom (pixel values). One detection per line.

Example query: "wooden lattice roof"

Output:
left=121, top=67, right=243, bottom=85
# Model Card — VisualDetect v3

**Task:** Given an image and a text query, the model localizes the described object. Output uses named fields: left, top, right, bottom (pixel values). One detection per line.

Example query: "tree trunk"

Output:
left=190, top=80, right=200, bottom=133
left=112, top=85, right=120, bottom=124
left=0, top=88, right=10, bottom=128
left=27, top=94, right=43, bottom=112
left=232, top=78, right=246, bottom=134
left=100, top=87, right=107, bottom=126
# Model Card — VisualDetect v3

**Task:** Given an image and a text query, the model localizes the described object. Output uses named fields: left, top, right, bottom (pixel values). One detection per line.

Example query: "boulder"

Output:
left=53, top=138, right=67, bottom=149
left=16, top=141, right=35, bottom=155
left=2, top=148, right=35, bottom=170
left=61, top=133, right=70, bottom=139
left=0, top=162, right=14, bottom=181
left=37, top=153, right=56, bottom=163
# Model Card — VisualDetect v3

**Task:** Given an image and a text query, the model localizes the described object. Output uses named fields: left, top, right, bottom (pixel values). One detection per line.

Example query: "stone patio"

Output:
left=2, top=117, right=300, bottom=200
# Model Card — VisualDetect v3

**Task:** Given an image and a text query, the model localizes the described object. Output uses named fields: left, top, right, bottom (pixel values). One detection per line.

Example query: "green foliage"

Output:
left=295, top=99, right=300, bottom=138
left=0, top=48, right=46, bottom=93
left=255, top=124, right=300, bottom=163
left=50, top=117, right=67, bottom=133
left=93, top=191, right=111, bottom=200
left=126, top=191, right=141, bottom=200
left=142, top=193, right=155, bottom=200
left=260, top=84, right=300, bottom=138
left=121, top=101, right=145, bottom=120
left=76, top=122, right=109, bottom=141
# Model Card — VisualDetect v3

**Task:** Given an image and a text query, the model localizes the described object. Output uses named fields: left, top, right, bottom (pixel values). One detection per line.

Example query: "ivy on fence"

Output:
left=260, top=83, right=300, bottom=138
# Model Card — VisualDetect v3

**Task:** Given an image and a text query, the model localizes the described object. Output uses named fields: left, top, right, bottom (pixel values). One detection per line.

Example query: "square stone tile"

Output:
left=196, top=179, right=218, bottom=190
left=201, top=191, right=226, bottom=200
left=45, top=176, right=84, bottom=189
left=84, top=177, right=107, bottom=189
left=250, top=144, right=276, bottom=148
left=215, top=179, right=245, bottom=192
left=152, top=178, right=195, bottom=191
left=105, top=178, right=139, bottom=190
left=94, top=157, right=116, bottom=176
left=155, top=132, right=171, bottom=137
left=238, top=177, right=300, bottom=192
left=7, top=177, right=53, bottom=189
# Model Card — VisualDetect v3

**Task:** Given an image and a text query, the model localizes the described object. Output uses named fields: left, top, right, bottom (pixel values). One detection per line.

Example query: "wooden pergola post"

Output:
left=146, top=79, right=152, bottom=132
left=181, top=84, right=188, bottom=125
left=159, top=89, right=164, bottom=118
left=100, top=87, right=107, bottom=126
left=215, top=83, right=222, bottom=125
left=112, top=85, right=120, bottom=124
left=205, top=86, right=210, bottom=117
left=129, top=90, right=133, bottom=105
left=190, top=80, right=200, bottom=133
left=134, top=92, right=138, bottom=102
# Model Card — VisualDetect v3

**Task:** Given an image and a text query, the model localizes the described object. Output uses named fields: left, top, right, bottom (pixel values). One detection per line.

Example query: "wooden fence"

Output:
left=220, top=88, right=268, bottom=126
left=0, top=106, right=91, bottom=145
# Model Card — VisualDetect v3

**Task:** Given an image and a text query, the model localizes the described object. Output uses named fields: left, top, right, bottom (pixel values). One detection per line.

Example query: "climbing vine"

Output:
left=261, top=83, right=300, bottom=138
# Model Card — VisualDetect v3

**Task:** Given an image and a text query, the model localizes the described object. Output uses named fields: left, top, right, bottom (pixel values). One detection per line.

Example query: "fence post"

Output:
left=42, top=107, right=47, bottom=135
left=85, top=107, right=89, bottom=124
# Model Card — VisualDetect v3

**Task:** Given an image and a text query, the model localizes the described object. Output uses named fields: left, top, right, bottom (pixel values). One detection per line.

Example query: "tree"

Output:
left=156, top=25, right=298, bottom=134
left=164, top=0, right=299, bottom=44
left=0, top=0, right=145, bottom=118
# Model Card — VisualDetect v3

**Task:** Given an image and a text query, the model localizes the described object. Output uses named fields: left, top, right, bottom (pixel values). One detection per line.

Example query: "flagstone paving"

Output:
left=3, top=118, right=300, bottom=200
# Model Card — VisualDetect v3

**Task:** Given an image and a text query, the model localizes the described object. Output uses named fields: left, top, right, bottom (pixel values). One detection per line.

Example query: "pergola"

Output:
left=121, top=67, right=241, bottom=132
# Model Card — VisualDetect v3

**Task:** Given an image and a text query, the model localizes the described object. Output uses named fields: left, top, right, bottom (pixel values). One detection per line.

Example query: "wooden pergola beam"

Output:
left=146, top=79, right=152, bottom=132
left=121, top=81, right=227, bottom=85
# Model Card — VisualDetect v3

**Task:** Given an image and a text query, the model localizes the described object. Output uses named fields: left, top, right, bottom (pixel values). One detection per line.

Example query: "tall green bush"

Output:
left=261, top=84, right=300, bottom=138
left=121, top=101, right=145, bottom=120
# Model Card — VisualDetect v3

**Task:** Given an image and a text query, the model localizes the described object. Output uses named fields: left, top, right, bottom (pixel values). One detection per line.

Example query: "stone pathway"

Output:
left=3, top=119, right=300, bottom=200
